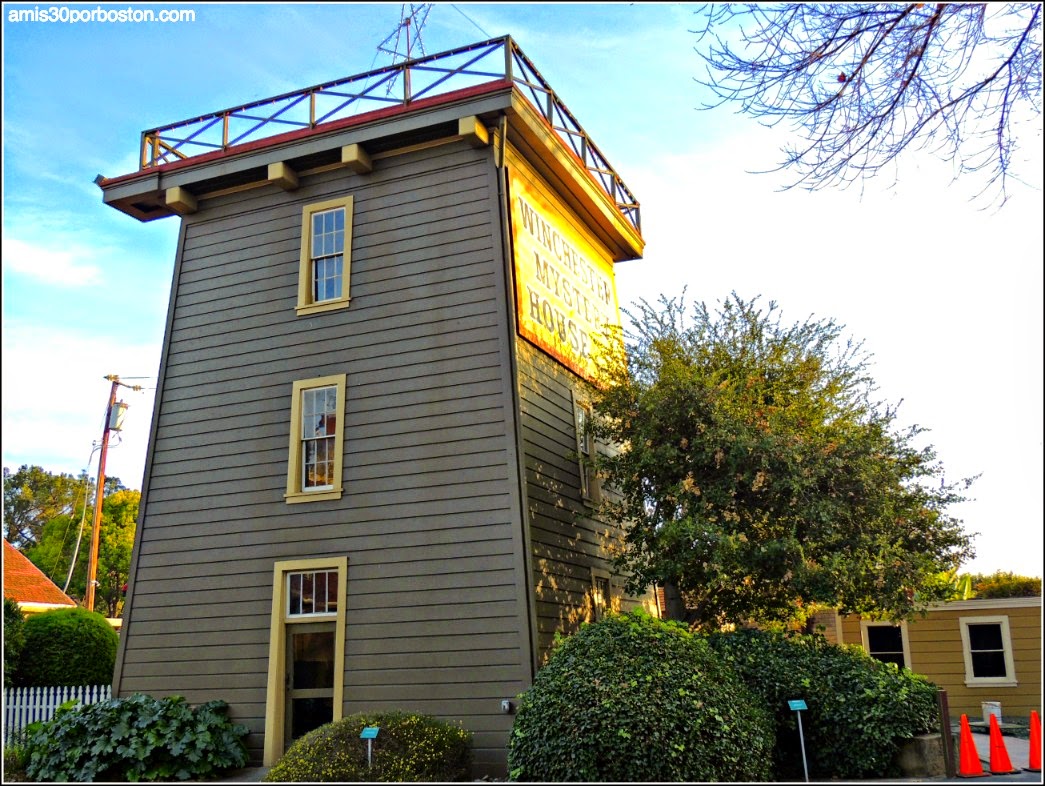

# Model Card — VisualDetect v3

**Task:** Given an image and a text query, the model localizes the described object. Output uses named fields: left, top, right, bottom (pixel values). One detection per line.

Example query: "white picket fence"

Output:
left=3, top=684, right=111, bottom=746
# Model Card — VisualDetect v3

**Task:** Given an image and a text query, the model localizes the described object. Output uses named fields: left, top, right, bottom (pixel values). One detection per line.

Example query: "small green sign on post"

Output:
left=788, top=700, right=809, bottom=782
left=360, top=726, right=379, bottom=769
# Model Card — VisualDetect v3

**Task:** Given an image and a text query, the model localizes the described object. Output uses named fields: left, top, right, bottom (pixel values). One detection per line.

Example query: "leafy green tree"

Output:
left=5, top=466, right=136, bottom=613
left=916, top=568, right=975, bottom=603
left=96, top=489, right=138, bottom=618
left=2, top=465, right=87, bottom=549
left=693, top=3, right=1042, bottom=208
left=586, top=293, right=975, bottom=630
left=25, top=489, right=138, bottom=613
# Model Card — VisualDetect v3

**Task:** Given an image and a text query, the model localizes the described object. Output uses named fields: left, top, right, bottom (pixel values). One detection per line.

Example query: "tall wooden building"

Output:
left=98, top=37, right=651, bottom=775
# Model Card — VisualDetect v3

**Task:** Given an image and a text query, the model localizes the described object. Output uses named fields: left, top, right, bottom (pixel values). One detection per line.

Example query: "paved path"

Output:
left=212, top=732, right=1039, bottom=783
left=969, top=731, right=1035, bottom=774
left=215, top=766, right=269, bottom=782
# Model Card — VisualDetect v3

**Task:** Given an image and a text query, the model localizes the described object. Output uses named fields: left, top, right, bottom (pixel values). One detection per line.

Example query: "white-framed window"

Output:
left=959, top=615, right=1018, bottom=687
left=573, top=393, right=599, bottom=503
left=286, top=569, right=340, bottom=617
left=860, top=620, right=911, bottom=669
left=286, top=374, right=346, bottom=503
left=297, top=196, right=354, bottom=316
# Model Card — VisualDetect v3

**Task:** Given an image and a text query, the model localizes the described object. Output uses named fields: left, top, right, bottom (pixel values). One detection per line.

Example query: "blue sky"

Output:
left=2, top=2, right=1041, bottom=577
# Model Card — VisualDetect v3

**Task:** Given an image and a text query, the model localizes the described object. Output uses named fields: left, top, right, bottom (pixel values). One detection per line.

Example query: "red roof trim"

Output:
left=100, top=79, right=514, bottom=188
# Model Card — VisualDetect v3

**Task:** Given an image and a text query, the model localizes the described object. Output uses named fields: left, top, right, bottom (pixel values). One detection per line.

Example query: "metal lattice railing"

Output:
left=138, top=36, right=639, bottom=232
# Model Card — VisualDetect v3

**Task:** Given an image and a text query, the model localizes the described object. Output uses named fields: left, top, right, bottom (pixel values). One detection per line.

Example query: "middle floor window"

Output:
left=286, top=374, right=347, bottom=504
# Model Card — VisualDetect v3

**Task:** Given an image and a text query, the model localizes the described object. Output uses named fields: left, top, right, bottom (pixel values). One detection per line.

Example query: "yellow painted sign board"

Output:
left=509, top=161, right=621, bottom=381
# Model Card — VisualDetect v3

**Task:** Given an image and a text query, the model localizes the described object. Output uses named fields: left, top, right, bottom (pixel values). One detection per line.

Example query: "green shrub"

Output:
left=265, top=710, right=472, bottom=782
left=706, top=628, right=939, bottom=780
left=14, top=607, right=117, bottom=687
left=22, top=692, right=249, bottom=782
left=507, top=610, right=774, bottom=782
left=969, top=571, right=1042, bottom=598
left=4, top=597, right=25, bottom=688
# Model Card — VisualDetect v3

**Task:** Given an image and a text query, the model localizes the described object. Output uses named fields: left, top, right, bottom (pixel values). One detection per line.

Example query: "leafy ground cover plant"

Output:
left=507, top=609, right=774, bottom=782
left=707, top=627, right=938, bottom=780
left=21, top=693, right=249, bottom=781
left=265, top=710, right=472, bottom=782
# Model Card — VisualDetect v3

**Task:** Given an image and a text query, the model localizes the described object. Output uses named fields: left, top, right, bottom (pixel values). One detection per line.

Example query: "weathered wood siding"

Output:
left=840, top=599, right=1042, bottom=720
left=515, top=339, right=657, bottom=665
left=116, top=140, right=529, bottom=775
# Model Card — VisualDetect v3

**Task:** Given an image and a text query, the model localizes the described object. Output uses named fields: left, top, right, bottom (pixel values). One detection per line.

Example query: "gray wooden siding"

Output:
left=116, top=141, right=526, bottom=774
left=514, top=340, right=651, bottom=664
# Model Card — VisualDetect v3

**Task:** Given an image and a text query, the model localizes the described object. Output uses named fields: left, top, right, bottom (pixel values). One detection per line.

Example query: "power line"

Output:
left=450, top=4, right=490, bottom=38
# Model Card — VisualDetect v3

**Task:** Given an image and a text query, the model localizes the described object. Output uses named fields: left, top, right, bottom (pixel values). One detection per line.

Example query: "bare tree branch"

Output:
left=694, top=3, right=1042, bottom=208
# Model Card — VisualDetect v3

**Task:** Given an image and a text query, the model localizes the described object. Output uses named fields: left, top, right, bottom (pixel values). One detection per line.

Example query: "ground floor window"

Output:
left=959, top=615, right=1017, bottom=687
left=590, top=568, right=614, bottom=621
left=860, top=621, right=911, bottom=669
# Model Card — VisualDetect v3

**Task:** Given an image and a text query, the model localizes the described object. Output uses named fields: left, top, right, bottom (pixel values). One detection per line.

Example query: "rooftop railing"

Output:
left=138, top=36, right=639, bottom=232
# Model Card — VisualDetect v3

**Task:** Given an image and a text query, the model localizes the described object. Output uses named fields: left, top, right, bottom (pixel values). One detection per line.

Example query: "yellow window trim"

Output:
left=263, top=556, right=349, bottom=767
left=297, top=195, right=354, bottom=316
left=285, top=374, right=346, bottom=503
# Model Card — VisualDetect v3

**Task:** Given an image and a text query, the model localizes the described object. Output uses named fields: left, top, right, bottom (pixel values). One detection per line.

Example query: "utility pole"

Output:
left=85, top=374, right=140, bottom=613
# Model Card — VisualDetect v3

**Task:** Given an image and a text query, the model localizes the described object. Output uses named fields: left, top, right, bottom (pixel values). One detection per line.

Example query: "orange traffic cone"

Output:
left=957, top=714, right=987, bottom=778
left=988, top=712, right=1019, bottom=775
left=1026, top=710, right=1041, bottom=773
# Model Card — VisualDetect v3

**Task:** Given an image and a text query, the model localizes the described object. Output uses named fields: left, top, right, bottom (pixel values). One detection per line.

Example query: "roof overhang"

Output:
left=97, top=79, right=643, bottom=261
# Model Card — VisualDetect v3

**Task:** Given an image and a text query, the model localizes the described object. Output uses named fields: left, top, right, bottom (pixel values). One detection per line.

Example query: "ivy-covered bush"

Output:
left=13, top=606, right=117, bottom=687
left=507, top=610, right=774, bottom=782
left=4, top=597, right=25, bottom=688
left=707, top=628, right=938, bottom=780
left=265, top=710, right=472, bottom=782
left=21, top=693, right=249, bottom=782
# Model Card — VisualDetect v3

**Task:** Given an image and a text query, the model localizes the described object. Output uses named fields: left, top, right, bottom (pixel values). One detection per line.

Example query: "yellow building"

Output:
left=821, top=597, right=1042, bottom=721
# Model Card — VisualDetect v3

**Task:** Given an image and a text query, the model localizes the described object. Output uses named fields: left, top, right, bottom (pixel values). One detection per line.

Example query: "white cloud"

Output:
left=0, top=322, right=159, bottom=489
left=2, top=237, right=102, bottom=287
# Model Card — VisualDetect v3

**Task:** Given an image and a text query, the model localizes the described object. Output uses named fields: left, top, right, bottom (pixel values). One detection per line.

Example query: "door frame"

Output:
left=263, top=556, right=348, bottom=766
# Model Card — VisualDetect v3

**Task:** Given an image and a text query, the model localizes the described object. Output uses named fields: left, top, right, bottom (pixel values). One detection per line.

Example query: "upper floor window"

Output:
left=573, top=395, right=599, bottom=503
left=297, top=196, right=354, bottom=316
left=286, top=374, right=346, bottom=504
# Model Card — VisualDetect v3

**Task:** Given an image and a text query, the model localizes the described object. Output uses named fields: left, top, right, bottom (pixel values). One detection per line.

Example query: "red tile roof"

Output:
left=3, top=540, right=76, bottom=608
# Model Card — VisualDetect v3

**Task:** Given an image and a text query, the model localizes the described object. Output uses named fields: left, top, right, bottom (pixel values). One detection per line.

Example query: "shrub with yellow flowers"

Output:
left=265, top=710, right=472, bottom=782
